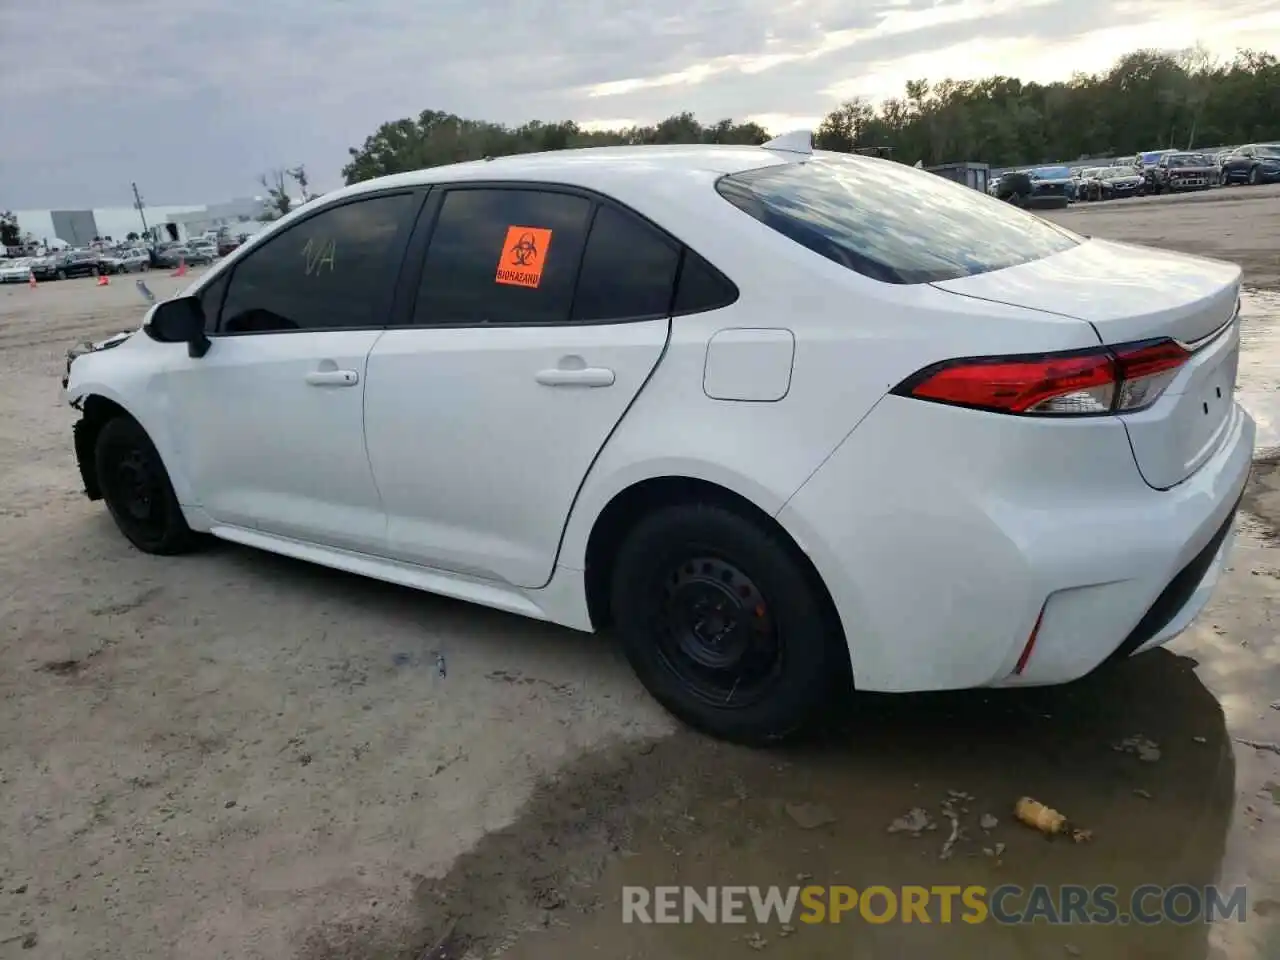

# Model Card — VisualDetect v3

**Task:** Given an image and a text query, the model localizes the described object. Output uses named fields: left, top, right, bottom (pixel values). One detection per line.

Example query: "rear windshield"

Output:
left=716, top=154, right=1079, bottom=285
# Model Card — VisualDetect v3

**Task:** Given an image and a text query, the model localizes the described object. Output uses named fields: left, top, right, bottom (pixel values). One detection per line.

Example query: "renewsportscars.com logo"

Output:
left=622, top=884, right=1249, bottom=926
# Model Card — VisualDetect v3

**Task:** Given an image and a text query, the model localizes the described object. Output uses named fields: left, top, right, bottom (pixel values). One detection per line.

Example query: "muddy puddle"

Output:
left=304, top=290, right=1280, bottom=960
left=305, top=651, right=1278, bottom=960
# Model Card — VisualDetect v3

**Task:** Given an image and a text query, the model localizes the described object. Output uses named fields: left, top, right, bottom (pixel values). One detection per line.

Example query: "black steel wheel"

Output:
left=656, top=554, right=783, bottom=708
left=611, top=502, right=846, bottom=744
left=94, top=416, right=199, bottom=554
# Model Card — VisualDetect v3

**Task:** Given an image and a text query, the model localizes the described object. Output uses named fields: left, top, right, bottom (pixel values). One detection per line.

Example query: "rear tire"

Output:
left=94, top=417, right=200, bottom=555
left=610, top=502, right=845, bottom=745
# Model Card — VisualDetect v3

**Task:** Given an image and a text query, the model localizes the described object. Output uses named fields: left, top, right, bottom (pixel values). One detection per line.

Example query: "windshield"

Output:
left=1168, top=154, right=1209, bottom=167
left=716, top=153, right=1079, bottom=285
left=1256, top=144, right=1280, bottom=158
left=1030, top=166, right=1070, bottom=179
left=1102, top=167, right=1136, bottom=178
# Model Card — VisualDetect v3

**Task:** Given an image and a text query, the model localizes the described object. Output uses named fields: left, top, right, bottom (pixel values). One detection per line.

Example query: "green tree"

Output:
left=339, top=49, right=1280, bottom=181
left=1, top=211, right=22, bottom=247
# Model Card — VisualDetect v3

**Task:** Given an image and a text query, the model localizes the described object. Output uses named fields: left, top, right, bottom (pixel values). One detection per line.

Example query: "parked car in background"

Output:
left=1220, top=144, right=1280, bottom=186
left=1070, top=167, right=1101, bottom=200
left=154, top=244, right=193, bottom=268
left=217, top=235, right=243, bottom=257
left=150, top=242, right=186, bottom=268
left=0, top=258, right=34, bottom=283
left=100, top=248, right=151, bottom=275
left=1151, top=153, right=1217, bottom=193
left=1134, top=150, right=1177, bottom=193
left=187, top=240, right=218, bottom=264
left=1006, top=166, right=1073, bottom=207
left=986, top=176, right=1002, bottom=197
left=1084, top=165, right=1146, bottom=201
left=33, top=249, right=104, bottom=280
left=62, top=141, right=1255, bottom=744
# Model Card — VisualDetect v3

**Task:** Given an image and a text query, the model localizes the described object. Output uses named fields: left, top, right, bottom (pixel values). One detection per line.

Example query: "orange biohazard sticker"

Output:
left=495, top=226, right=553, bottom=289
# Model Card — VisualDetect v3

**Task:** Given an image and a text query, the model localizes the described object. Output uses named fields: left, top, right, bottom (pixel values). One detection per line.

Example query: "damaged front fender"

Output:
left=63, top=331, right=134, bottom=391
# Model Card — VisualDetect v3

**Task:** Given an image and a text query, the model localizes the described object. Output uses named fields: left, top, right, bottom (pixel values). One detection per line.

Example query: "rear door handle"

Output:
left=305, top=369, right=359, bottom=387
left=535, top=367, right=615, bottom=388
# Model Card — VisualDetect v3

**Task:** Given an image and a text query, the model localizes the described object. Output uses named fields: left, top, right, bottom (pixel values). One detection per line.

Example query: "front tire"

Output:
left=94, top=417, right=199, bottom=555
left=610, top=502, right=845, bottom=745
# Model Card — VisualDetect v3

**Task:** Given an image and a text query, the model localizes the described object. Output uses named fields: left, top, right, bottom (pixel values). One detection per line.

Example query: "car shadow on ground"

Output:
left=298, top=643, right=1236, bottom=960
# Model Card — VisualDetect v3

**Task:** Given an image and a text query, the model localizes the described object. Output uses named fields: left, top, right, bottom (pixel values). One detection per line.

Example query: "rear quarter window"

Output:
left=716, top=154, right=1079, bottom=285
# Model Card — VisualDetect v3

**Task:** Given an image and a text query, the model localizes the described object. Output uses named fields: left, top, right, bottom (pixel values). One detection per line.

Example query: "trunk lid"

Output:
left=933, top=238, right=1243, bottom=489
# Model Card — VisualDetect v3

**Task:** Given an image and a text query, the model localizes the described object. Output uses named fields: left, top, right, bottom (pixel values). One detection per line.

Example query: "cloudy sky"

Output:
left=2, top=0, right=1277, bottom=209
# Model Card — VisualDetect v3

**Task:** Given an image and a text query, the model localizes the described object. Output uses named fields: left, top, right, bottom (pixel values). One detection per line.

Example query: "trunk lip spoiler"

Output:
left=1173, top=297, right=1240, bottom=354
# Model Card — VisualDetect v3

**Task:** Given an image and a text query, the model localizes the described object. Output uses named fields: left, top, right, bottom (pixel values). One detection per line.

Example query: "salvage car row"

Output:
left=988, top=142, right=1280, bottom=208
left=0, top=239, right=223, bottom=283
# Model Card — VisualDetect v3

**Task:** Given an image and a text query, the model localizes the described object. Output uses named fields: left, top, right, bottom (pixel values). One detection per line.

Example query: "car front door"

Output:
left=362, top=186, right=679, bottom=588
left=165, top=190, right=422, bottom=553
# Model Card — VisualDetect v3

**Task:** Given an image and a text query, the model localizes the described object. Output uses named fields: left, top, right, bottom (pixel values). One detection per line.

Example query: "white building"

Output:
left=11, top=196, right=274, bottom=247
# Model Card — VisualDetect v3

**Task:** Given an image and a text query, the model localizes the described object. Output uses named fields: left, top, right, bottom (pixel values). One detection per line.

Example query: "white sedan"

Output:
left=0, top=257, right=33, bottom=283
left=63, top=135, right=1254, bottom=744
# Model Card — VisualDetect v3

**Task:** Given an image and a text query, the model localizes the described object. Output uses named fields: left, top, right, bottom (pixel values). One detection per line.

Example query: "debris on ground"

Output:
left=1071, top=828, right=1093, bottom=844
left=779, top=925, right=796, bottom=938
left=784, top=802, right=837, bottom=830
left=938, top=795, right=964, bottom=860
left=1234, top=738, right=1280, bottom=756
left=979, top=813, right=999, bottom=831
left=744, top=931, right=768, bottom=950
left=436, top=652, right=447, bottom=679
left=1112, top=734, right=1161, bottom=762
left=1192, top=736, right=1207, bottom=744
left=887, top=807, right=933, bottom=835
left=1014, top=797, right=1067, bottom=836
left=1133, top=788, right=1152, bottom=800
left=1064, top=944, right=1082, bottom=957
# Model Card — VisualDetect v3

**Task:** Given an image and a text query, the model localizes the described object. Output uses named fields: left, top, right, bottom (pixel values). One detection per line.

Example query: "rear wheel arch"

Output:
left=582, top=475, right=844, bottom=648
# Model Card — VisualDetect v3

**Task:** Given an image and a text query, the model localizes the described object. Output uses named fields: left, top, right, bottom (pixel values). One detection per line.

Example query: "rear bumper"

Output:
left=777, top=396, right=1256, bottom=692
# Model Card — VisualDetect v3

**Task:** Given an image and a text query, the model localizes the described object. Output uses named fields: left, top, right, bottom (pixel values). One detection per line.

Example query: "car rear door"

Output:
left=362, top=185, right=675, bottom=588
left=165, top=189, right=423, bottom=553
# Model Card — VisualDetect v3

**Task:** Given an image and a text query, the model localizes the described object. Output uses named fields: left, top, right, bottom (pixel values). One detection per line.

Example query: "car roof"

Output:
left=326, top=144, right=794, bottom=206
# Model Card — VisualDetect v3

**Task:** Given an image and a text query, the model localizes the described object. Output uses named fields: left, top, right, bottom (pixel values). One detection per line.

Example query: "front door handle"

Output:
left=535, top=367, right=615, bottom=388
left=305, top=369, right=359, bottom=387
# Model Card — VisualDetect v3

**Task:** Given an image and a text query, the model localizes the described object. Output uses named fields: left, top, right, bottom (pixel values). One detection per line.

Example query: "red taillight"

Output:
left=893, top=339, right=1191, bottom=416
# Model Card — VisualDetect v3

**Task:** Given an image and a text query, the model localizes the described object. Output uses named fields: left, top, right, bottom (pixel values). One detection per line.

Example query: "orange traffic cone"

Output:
left=170, top=259, right=188, bottom=278
left=97, top=274, right=110, bottom=286
left=28, top=271, right=37, bottom=289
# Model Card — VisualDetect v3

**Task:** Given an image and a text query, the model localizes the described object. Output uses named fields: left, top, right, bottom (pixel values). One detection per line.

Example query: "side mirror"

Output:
left=146, top=295, right=211, bottom=358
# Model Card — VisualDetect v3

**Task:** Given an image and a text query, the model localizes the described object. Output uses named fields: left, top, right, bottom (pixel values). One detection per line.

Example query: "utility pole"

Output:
left=132, top=182, right=150, bottom=238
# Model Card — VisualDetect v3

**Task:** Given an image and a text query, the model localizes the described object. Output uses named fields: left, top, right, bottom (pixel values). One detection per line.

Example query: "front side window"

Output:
left=717, top=154, right=1080, bottom=285
left=216, top=192, right=416, bottom=334
left=413, top=188, right=591, bottom=325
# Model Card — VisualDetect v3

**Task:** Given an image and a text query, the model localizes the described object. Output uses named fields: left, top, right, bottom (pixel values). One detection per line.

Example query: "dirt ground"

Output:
left=1, top=187, right=1278, bottom=960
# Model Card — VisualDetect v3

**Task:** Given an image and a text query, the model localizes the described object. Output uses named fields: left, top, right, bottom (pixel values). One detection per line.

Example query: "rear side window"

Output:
left=571, top=204, right=679, bottom=322
left=716, top=155, right=1079, bottom=285
left=673, top=250, right=737, bottom=315
left=414, top=188, right=591, bottom=325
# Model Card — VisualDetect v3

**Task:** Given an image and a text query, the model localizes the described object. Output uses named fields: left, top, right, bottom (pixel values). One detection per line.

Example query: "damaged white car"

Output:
left=64, top=137, right=1254, bottom=744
